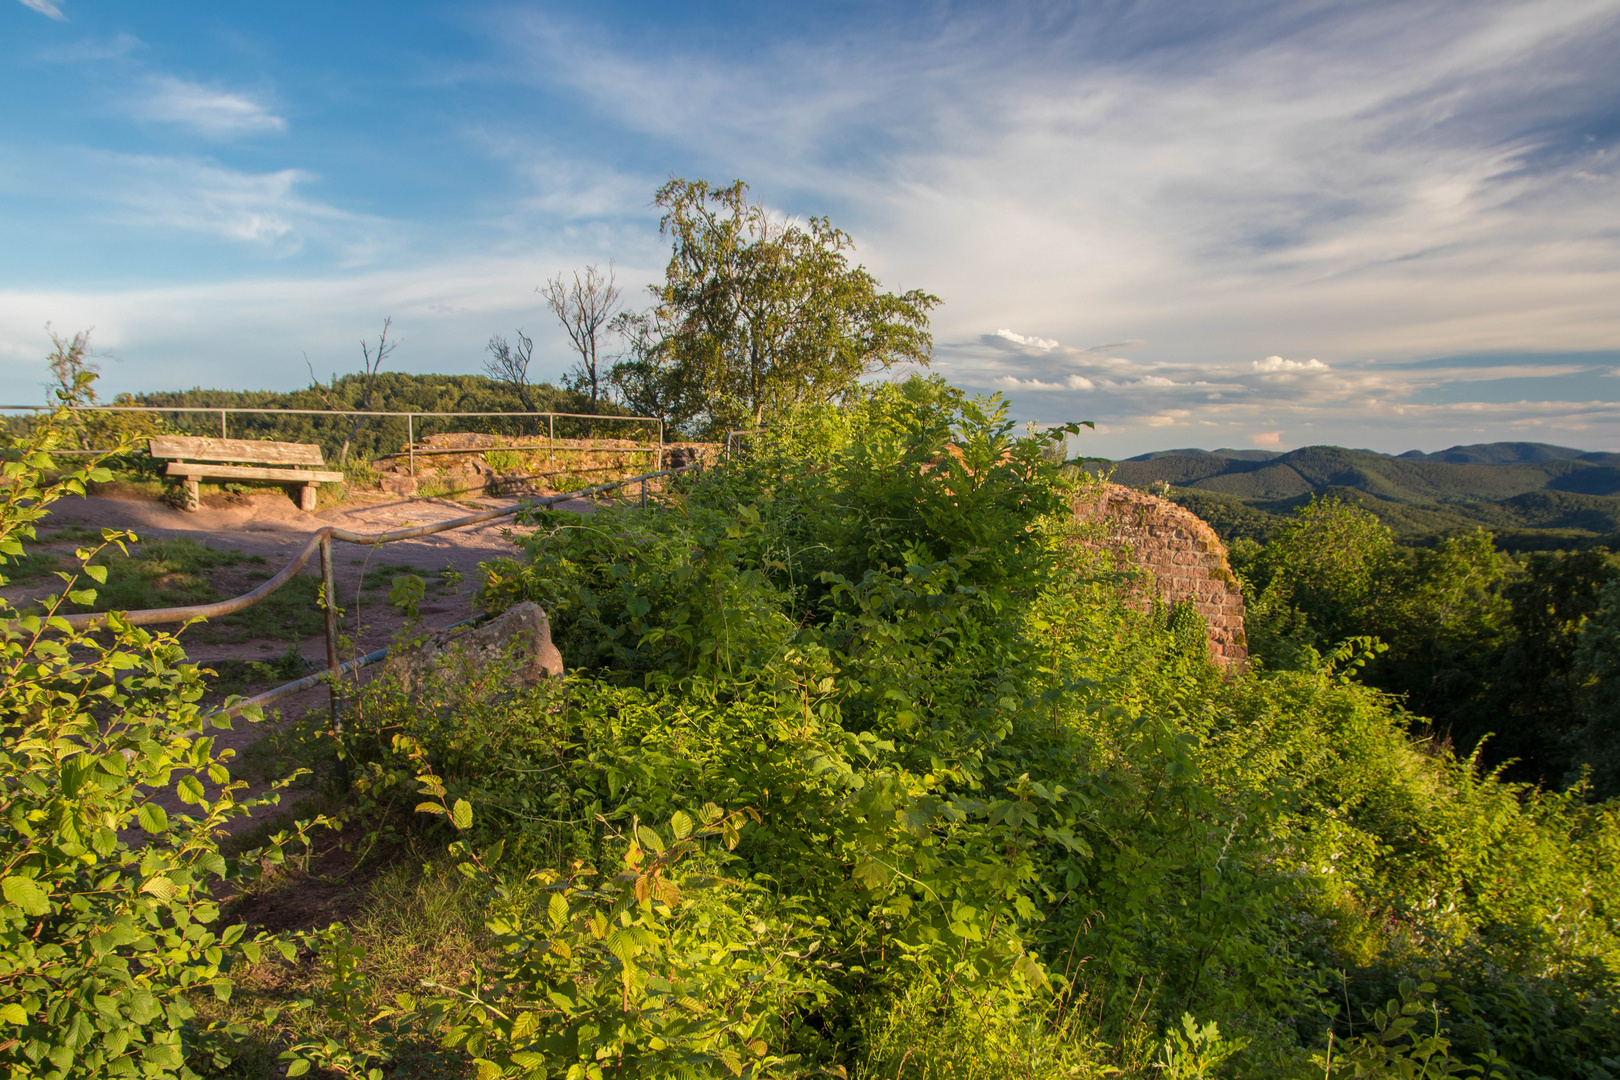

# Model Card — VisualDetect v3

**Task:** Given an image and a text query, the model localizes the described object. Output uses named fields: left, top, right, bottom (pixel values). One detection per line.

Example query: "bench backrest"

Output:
left=148, top=436, right=326, bottom=467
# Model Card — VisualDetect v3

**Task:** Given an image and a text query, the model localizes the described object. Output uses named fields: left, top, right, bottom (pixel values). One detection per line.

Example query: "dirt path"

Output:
left=28, top=487, right=607, bottom=831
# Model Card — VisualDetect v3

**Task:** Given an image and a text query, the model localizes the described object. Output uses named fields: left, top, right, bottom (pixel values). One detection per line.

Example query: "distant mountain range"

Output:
left=1098, top=442, right=1620, bottom=550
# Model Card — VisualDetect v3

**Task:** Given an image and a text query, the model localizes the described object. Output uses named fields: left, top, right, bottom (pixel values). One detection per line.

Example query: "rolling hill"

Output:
left=1099, top=441, right=1620, bottom=549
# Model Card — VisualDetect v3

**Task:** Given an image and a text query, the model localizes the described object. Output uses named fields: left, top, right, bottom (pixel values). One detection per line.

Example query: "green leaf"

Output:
left=415, top=802, right=446, bottom=815
left=0, top=1003, right=25, bottom=1025
left=141, top=876, right=177, bottom=902
left=2, top=876, right=50, bottom=917
left=451, top=799, right=473, bottom=831
left=285, top=1059, right=311, bottom=1077
left=636, top=825, right=666, bottom=854
left=137, top=803, right=169, bottom=833
left=669, top=810, right=693, bottom=841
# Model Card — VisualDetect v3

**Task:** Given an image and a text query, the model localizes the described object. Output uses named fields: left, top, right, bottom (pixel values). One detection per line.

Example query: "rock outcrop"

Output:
left=1070, top=483, right=1248, bottom=667
left=381, top=601, right=564, bottom=692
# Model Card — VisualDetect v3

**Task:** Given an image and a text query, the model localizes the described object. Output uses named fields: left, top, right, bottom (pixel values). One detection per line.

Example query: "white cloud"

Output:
left=1252, top=355, right=1329, bottom=373
left=133, top=76, right=286, bottom=137
left=95, top=155, right=340, bottom=248
left=17, top=0, right=65, bottom=21
left=994, top=328, right=1059, bottom=350
left=1251, top=430, right=1284, bottom=447
left=0, top=246, right=671, bottom=398
left=491, top=1, right=1620, bottom=387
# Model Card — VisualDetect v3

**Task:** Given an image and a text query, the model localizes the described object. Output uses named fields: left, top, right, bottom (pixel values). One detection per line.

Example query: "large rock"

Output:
left=1069, top=483, right=1248, bottom=668
left=381, top=601, right=564, bottom=692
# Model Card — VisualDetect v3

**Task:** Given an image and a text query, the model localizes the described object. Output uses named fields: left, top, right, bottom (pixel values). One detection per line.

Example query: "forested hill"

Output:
left=1106, top=441, right=1620, bottom=548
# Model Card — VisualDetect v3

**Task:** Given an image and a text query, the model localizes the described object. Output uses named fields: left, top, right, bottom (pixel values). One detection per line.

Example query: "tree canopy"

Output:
left=613, top=179, right=939, bottom=436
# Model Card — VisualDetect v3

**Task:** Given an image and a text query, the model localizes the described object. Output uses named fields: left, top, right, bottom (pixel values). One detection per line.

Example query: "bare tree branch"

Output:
left=485, top=330, right=540, bottom=434
left=541, top=264, right=622, bottom=416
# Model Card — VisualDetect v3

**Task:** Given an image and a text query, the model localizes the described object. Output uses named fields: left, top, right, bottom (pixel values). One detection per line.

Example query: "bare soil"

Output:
left=27, top=485, right=608, bottom=834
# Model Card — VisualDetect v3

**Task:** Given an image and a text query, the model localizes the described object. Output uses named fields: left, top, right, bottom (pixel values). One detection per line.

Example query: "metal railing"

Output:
left=0, top=405, right=666, bottom=475
left=56, top=460, right=705, bottom=722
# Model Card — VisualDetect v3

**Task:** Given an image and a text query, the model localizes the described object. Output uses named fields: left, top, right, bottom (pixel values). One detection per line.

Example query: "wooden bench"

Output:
left=149, top=436, right=344, bottom=513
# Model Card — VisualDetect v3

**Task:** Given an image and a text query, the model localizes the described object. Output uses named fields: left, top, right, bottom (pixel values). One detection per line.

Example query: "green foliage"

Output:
left=1574, top=578, right=1620, bottom=798
left=37, top=376, right=1609, bottom=1076
left=618, top=179, right=939, bottom=435
left=459, top=385, right=1620, bottom=1075
left=0, top=404, right=318, bottom=1077
left=1317, top=977, right=1509, bottom=1079
left=1234, top=495, right=1620, bottom=785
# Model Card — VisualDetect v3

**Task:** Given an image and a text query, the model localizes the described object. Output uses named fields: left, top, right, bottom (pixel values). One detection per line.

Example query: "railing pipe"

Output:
left=53, top=463, right=700, bottom=632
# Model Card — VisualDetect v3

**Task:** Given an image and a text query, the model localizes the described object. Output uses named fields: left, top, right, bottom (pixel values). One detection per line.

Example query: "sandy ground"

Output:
left=23, top=486, right=607, bottom=832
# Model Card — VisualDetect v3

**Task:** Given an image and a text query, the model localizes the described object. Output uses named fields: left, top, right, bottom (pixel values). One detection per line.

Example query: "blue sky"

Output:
left=2, top=0, right=1618, bottom=457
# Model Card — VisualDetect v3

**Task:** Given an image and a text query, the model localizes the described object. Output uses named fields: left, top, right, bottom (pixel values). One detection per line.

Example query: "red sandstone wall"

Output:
left=1070, top=483, right=1248, bottom=667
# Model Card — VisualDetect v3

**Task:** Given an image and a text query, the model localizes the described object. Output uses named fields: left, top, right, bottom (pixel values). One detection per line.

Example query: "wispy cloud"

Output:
left=489, top=0, right=1620, bottom=449
left=38, top=32, right=142, bottom=63
left=0, top=148, right=390, bottom=259
left=17, top=0, right=66, bottom=21
left=132, top=76, right=286, bottom=137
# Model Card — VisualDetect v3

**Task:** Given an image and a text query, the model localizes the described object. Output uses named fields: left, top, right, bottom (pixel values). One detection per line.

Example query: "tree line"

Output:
left=1236, top=496, right=1620, bottom=794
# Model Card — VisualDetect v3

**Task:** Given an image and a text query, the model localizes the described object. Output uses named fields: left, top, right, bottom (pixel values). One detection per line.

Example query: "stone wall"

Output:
left=1070, top=483, right=1248, bottom=667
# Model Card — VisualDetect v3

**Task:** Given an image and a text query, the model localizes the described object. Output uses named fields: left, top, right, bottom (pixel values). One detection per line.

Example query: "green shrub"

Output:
left=0, top=405, right=318, bottom=1077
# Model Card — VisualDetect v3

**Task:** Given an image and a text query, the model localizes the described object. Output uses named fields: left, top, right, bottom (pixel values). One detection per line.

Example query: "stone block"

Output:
left=381, top=601, right=564, bottom=694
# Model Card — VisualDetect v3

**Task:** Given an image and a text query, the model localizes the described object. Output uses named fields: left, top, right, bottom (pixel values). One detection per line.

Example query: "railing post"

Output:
left=640, top=477, right=647, bottom=509
left=407, top=414, right=415, bottom=476
left=220, top=409, right=227, bottom=439
left=657, top=419, right=664, bottom=473
left=548, top=413, right=555, bottom=474
left=320, top=535, right=347, bottom=784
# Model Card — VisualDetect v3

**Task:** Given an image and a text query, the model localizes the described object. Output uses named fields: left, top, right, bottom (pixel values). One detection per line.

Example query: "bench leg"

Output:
left=299, top=484, right=318, bottom=513
left=183, top=478, right=200, bottom=512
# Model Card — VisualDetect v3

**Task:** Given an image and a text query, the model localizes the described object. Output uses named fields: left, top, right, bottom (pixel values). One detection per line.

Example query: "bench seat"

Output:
left=162, top=463, right=345, bottom=484
left=149, top=436, right=343, bottom=512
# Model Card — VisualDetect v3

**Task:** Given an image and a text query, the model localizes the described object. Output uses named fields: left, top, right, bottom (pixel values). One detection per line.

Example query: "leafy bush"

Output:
left=0, top=406, right=317, bottom=1076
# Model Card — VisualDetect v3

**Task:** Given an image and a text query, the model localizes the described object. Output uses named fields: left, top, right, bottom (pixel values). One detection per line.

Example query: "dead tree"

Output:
left=541, top=264, right=621, bottom=433
left=484, top=330, right=540, bottom=435
left=308, top=318, right=397, bottom=465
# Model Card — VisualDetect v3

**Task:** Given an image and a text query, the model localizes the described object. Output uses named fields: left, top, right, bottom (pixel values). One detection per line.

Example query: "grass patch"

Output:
left=1, top=550, right=63, bottom=583
left=204, top=858, right=487, bottom=1079
left=358, top=561, right=458, bottom=592
left=215, top=570, right=325, bottom=642
left=29, top=536, right=325, bottom=642
left=204, top=645, right=313, bottom=698
left=38, top=523, right=103, bottom=544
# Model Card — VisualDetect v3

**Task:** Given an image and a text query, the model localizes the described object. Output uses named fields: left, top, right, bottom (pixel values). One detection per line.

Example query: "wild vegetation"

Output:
left=6, top=374, right=1620, bottom=1077
left=1232, top=495, right=1620, bottom=794
left=8, top=178, right=1620, bottom=1075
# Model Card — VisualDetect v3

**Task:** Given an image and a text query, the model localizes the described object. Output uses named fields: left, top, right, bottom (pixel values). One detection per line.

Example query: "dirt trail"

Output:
left=28, top=488, right=605, bottom=831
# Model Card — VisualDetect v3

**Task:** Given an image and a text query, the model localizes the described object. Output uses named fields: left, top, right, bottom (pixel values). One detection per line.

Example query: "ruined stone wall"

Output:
left=1070, top=483, right=1248, bottom=667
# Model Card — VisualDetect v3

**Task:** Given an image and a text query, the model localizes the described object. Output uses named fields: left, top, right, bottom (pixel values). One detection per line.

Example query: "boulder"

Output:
left=381, top=601, right=564, bottom=693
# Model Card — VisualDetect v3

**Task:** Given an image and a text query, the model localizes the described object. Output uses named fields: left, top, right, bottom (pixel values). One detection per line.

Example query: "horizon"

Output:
left=3, top=0, right=1618, bottom=459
